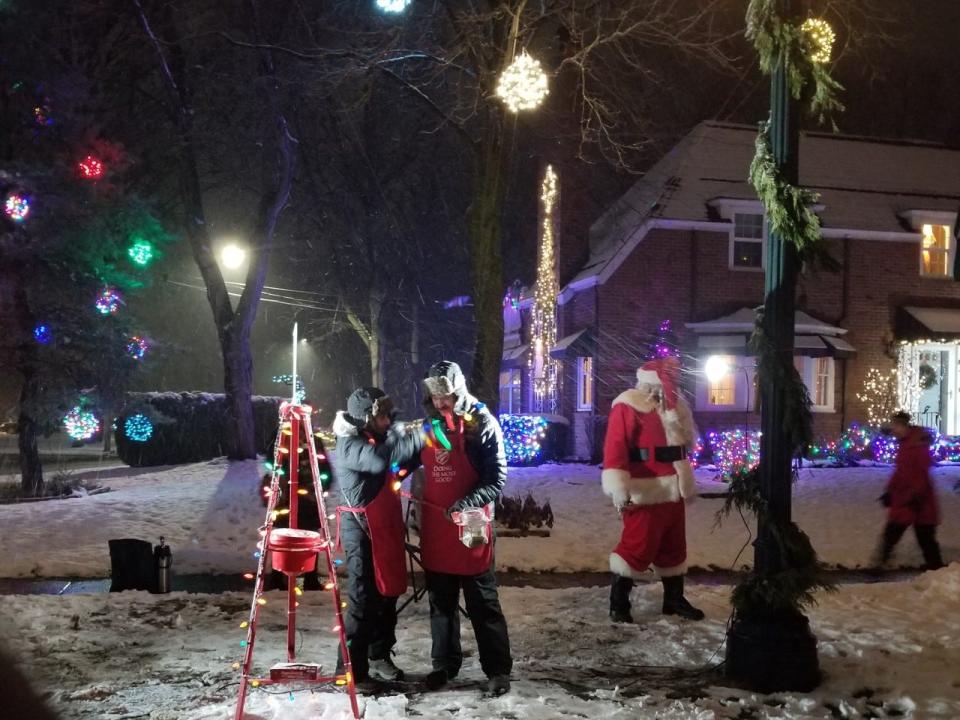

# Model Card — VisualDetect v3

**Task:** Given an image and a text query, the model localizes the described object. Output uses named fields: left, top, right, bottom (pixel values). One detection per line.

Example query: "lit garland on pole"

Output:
left=528, top=165, right=559, bottom=412
left=496, top=51, right=549, bottom=113
left=499, top=414, right=548, bottom=465
left=64, top=406, right=100, bottom=441
left=124, top=413, right=154, bottom=442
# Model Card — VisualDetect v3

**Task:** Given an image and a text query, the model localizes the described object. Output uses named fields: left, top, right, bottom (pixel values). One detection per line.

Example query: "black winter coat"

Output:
left=333, top=412, right=423, bottom=539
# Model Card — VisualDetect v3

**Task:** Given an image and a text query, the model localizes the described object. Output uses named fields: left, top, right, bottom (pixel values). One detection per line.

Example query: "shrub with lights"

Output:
left=500, top=414, right=549, bottom=465
left=705, top=429, right=762, bottom=479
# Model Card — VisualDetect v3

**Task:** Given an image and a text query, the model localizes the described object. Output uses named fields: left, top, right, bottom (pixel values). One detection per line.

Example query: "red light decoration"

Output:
left=78, top=155, right=105, bottom=180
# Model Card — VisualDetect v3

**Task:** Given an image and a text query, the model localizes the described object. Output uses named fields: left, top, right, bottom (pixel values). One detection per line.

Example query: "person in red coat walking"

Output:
left=876, top=411, right=945, bottom=570
left=601, top=356, right=704, bottom=623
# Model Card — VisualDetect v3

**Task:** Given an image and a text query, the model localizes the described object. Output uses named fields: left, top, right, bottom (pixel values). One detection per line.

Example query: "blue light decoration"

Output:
left=63, top=406, right=100, bottom=441
left=124, top=414, right=154, bottom=442
left=33, top=323, right=52, bottom=344
left=375, top=0, right=410, bottom=12
left=95, top=287, right=122, bottom=315
left=499, top=414, right=548, bottom=465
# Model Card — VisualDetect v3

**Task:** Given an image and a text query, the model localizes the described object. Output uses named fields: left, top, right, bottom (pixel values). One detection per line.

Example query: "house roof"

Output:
left=564, top=121, right=960, bottom=298
left=685, top=307, right=848, bottom=336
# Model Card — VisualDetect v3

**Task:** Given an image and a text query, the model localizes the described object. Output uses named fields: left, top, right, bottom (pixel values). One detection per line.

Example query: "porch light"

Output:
left=705, top=355, right=731, bottom=383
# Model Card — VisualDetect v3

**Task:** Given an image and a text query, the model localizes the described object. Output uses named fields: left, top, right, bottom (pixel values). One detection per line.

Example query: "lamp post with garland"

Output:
left=723, top=0, right=843, bottom=692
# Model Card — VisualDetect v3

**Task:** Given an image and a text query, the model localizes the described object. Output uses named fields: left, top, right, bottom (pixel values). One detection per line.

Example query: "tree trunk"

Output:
left=17, top=370, right=43, bottom=497
left=223, top=325, right=257, bottom=459
left=101, top=404, right=113, bottom=454
left=369, top=291, right=385, bottom=388
left=467, top=126, right=507, bottom=410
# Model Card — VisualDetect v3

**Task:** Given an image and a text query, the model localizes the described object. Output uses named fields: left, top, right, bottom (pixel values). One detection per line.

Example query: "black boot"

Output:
left=661, top=575, right=704, bottom=621
left=609, top=575, right=635, bottom=623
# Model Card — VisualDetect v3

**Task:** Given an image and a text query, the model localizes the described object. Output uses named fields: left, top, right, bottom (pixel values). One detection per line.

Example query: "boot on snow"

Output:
left=368, top=656, right=405, bottom=682
left=609, top=574, right=635, bottom=623
left=661, top=575, right=704, bottom=621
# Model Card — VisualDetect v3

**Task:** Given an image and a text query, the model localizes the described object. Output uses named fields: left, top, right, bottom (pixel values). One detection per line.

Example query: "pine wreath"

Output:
left=919, top=363, right=938, bottom=390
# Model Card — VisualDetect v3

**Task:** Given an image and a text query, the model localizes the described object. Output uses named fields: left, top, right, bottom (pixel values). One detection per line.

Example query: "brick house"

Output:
left=502, top=121, right=960, bottom=460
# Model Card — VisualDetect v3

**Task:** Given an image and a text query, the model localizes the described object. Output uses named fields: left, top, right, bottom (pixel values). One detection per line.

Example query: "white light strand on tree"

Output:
left=856, top=366, right=900, bottom=428
left=496, top=52, right=549, bottom=113
left=529, top=165, right=559, bottom=412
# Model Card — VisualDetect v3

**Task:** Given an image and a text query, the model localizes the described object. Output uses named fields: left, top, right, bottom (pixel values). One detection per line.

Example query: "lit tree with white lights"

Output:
left=529, top=165, right=560, bottom=413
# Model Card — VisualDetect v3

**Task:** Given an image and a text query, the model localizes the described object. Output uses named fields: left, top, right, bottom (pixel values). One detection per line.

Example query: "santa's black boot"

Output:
left=609, top=575, right=635, bottom=623
left=661, top=575, right=704, bottom=621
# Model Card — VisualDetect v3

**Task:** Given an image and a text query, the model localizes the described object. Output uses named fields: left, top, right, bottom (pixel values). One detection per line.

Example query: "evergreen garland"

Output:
left=715, top=0, right=846, bottom=619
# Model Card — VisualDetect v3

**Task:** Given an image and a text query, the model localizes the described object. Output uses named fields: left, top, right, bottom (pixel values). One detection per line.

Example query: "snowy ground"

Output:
left=1, top=460, right=958, bottom=578
left=3, top=566, right=960, bottom=719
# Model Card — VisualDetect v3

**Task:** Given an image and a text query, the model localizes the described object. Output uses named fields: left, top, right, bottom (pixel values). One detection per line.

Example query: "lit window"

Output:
left=576, top=357, right=594, bottom=411
left=499, top=370, right=522, bottom=413
left=921, top=224, right=952, bottom=277
left=730, top=213, right=764, bottom=270
left=707, top=355, right=736, bottom=406
left=794, top=356, right=835, bottom=412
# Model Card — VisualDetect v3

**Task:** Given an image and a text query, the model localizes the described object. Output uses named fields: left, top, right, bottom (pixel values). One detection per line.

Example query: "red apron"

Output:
left=419, top=421, right=493, bottom=576
left=338, top=473, right=408, bottom=598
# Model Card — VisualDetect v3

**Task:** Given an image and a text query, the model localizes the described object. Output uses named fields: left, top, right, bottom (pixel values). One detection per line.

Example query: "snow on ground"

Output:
left=2, top=459, right=958, bottom=579
left=2, top=566, right=959, bottom=719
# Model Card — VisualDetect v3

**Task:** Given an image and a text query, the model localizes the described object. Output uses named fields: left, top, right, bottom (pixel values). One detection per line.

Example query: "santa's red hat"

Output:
left=635, top=357, right=681, bottom=409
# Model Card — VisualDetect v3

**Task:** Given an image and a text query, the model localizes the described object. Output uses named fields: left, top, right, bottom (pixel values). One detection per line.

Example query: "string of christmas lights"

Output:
left=63, top=406, right=100, bottom=441
left=856, top=367, right=900, bottom=428
left=124, top=413, right=154, bottom=442
left=706, top=429, right=762, bottom=479
left=801, top=17, right=836, bottom=64
left=496, top=51, right=549, bottom=113
left=528, top=165, right=559, bottom=413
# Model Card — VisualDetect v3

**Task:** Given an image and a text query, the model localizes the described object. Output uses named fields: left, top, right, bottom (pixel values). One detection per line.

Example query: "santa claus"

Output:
left=601, top=356, right=704, bottom=622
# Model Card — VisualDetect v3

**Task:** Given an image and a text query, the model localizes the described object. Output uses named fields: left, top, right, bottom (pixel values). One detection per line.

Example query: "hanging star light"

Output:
left=77, top=154, right=105, bottom=180
left=801, top=18, right=835, bottom=64
left=64, top=406, right=100, bottom=441
left=95, top=287, right=122, bottom=315
left=375, top=0, right=410, bottom=12
left=127, top=238, right=155, bottom=267
left=4, top=193, right=31, bottom=222
left=496, top=51, right=549, bottom=113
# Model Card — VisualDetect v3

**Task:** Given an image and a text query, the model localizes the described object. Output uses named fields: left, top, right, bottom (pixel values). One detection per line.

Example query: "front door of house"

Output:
left=915, top=345, right=958, bottom=434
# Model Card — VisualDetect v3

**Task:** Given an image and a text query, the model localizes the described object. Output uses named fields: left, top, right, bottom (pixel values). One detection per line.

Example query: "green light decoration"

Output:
left=431, top=418, right=453, bottom=451
left=127, top=238, right=155, bottom=267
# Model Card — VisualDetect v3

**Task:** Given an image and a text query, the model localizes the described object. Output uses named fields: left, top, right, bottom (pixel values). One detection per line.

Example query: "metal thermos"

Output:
left=155, top=537, right=172, bottom=594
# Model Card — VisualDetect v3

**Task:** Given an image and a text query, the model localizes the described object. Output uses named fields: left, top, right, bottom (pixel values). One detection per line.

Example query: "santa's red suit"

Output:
left=601, top=357, right=697, bottom=579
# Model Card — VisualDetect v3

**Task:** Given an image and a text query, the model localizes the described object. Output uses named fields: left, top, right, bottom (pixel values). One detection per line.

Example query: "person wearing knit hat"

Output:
left=332, top=387, right=424, bottom=686
left=601, top=356, right=704, bottom=623
left=416, top=360, right=512, bottom=697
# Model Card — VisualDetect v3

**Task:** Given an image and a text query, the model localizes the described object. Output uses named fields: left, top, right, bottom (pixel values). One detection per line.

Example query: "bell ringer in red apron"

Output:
left=601, top=357, right=705, bottom=623
left=332, top=387, right=424, bottom=685
left=417, top=360, right=513, bottom=697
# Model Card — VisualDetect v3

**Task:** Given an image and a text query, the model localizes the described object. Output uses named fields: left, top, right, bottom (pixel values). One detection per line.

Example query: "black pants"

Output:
left=337, top=530, right=398, bottom=681
left=426, top=568, right=512, bottom=678
left=880, top=522, right=944, bottom=569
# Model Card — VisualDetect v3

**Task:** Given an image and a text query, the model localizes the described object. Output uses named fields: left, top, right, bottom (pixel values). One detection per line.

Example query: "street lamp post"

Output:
left=724, top=0, right=820, bottom=692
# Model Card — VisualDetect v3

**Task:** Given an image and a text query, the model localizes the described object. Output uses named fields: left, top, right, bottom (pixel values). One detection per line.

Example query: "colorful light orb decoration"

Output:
left=496, top=52, right=549, bottom=113
left=126, top=335, right=149, bottom=360
left=33, top=323, right=52, bottom=344
left=33, top=105, right=54, bottom=127
left=77, top=154, right=105, bottom=180
left=499, top=414, right=549, bottom=465
left=375, top=0, right=410, bottom=12
left=94, top=287, right=122, bottom=315
left=871, top=432, right=897, bottom=465
left=63, top=406, right=100, bottom=442
left=706, top=429, right=761, bottom=480
left=801, top=17, right=836, bottom=65
left=124, top=414, right=154, bottom=442
left=127, top=238, right=155, bottom=267
left=4, top=193, right=31, bottom=223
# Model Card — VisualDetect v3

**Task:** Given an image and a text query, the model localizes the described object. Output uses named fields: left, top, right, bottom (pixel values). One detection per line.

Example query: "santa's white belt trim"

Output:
left=602, top=469, right=681, bottom=506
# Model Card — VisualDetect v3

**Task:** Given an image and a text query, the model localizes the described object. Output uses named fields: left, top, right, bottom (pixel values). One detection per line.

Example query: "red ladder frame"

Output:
left=234, top=401, right=360, bottom=720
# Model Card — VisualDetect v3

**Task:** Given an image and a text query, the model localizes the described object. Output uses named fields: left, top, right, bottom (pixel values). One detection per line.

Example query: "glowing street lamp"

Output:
left=219, top=242, right=247, bottom=270
left=704, top=355, right=731, bottom=384
left=375, top=0, right=410, bottom=12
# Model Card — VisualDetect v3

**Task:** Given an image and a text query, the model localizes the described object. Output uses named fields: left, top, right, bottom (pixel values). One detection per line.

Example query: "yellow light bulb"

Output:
left=240, top=621, right=249, bottom=628
left=257, top=597, right=267, bottom=606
